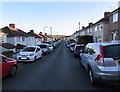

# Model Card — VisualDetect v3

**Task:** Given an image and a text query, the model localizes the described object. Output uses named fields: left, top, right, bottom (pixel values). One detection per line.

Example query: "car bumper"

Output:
left=17, top=56, right=35, bottom=62
left=94, top=72, right=120, bottom=84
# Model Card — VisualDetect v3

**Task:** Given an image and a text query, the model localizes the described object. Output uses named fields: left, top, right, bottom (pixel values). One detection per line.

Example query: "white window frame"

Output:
left=112, top=12, right=118, bottom=23
left=95, top=26, right=97, bottom=32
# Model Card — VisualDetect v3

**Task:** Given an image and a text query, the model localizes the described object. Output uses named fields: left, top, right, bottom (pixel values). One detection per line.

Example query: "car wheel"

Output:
left=40, top=53, right=42, bottom=59
left=88, top=68, right=97, bottom=86
left=9, top=66, right=17, bottom=77
left=34, top=56, right=37, bottom=62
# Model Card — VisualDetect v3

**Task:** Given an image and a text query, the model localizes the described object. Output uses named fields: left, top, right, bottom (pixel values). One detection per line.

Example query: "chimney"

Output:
left=9, top=23, right=15, bottom=29
left=45, top=33, right=47, bottom=36
left=39, top=32, right=42, bottom=35
left=104, top=12, right=110, bottom=18
left=89, top=22, right=93, bottom=26
left=30, top=30, right=34, bottom=33
left=82, top=26, right=85, bottom=29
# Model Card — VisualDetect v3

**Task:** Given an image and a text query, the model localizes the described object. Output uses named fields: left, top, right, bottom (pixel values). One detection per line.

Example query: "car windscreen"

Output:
left=76, top=46, right=85, bottom=50
left=71, top=44, right=75, bottom=47
left=103, top=44, right=120, bottom=60
left=22, top=47, right=35, bottom=52
left=39, top=45, right=47, bottom=48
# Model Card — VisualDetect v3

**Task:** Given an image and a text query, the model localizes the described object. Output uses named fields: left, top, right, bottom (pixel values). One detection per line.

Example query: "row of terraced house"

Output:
left=69, top=7, right=120, bottom=43
left=0, top=24, right=53, bottom=53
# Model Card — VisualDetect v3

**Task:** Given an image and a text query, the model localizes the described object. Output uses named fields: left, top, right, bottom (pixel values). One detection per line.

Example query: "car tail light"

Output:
left=95, top=45, right=104, bottom=63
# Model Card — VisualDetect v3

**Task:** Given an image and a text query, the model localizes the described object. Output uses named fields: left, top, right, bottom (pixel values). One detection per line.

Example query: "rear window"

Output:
left=103, top=44, right=120, bottom=59
left=71, top=44, right=75, bottom=47
left=39, top=45, right=47, bottom=48
left=76, top=46, right=85, bottom=50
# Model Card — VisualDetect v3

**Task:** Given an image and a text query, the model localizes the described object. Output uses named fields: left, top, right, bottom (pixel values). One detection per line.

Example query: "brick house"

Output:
left=108, top=7, right=120, bottom=41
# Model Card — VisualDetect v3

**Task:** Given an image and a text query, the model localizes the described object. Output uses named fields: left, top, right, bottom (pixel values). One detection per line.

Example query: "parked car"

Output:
left=17, top=46, right=42, bottom=62
left=80, top=42, right=120, bottom=85
left=69, top=43, right=76, bottom=52
left=0, top=54, right=17, bottom=78
left=48, top=44, right=54, bottom=52
left=73, top=44, right=85, bottom=57
left=37, top=43, right=51, bottom=55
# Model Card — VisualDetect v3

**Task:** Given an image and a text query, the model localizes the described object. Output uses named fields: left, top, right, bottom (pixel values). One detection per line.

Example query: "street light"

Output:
left=44, top=26, right=48, bottom=34
left=57, top=32, right=58, bottom=39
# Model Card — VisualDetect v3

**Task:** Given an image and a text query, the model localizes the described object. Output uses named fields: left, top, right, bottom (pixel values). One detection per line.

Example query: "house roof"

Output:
left=39, top=33, right=49, bottom=38
left=27, top=32, right=42, bottom=38
left=78, top=16, right=109, bottom=33
left=108, top=7, right=120, bottom=16
left=16, top=43, right=26, bottom=49
left=2, top=26, right=27, bottom=37
left=0, top=43, right=15, bottom=49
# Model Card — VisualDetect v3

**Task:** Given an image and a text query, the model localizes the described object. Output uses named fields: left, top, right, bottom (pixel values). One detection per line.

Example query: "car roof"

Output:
left=75, top=44, right=85, bottom=47
left=26, top=46, right=40, bottom=48
left=39, top=43, right=49, bottom=45
left=87, top=42, right=120, bottom=47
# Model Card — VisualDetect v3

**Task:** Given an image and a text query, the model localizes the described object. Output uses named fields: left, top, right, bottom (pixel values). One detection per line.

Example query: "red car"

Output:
left=0, top=54, right=17, bottom=78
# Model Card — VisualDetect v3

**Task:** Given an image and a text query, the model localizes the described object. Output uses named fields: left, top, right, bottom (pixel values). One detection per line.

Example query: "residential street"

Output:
left=2, top=41, right=120, bottom=90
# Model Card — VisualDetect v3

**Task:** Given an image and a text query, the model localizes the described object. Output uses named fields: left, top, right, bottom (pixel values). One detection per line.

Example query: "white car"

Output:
left=17, top=46, right=42, bottom=62
left=48, top=44, right=54, bottom=52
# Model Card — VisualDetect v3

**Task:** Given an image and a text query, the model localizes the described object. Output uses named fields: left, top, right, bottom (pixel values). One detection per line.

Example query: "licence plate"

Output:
left=21, top=57, right=27, bottom=60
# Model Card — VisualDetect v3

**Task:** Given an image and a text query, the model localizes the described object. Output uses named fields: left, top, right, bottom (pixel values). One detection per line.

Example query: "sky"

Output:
left=1, top=1, right=119, bottom=36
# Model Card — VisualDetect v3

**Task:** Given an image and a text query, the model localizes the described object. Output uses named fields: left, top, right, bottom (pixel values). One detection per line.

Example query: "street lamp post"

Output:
left=44, top=26, right=48, bottom=34
left=57, top=32, right=58, bottom=39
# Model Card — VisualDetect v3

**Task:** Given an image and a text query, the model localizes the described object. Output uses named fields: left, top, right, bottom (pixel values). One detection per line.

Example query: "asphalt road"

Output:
left=2, top=41, right=120, bottom=90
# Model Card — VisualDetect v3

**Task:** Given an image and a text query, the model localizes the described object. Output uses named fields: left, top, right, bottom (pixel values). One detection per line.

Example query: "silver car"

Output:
left=37, top=43, right=51, bottom=55
left=80, top=42, right=120, bottom=85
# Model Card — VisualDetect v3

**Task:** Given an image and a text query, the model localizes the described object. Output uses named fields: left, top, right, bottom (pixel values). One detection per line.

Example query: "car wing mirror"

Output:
left=80, top=49, right=85, bottom=53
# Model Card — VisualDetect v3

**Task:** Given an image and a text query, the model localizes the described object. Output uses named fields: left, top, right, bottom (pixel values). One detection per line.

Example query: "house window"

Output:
left=112, top=12, right=118, bottom=23
left=32, top=37, right=34, bottom=40
left=22, top=37, right=25, bottom=42
left=99, top=24, right=102, bottom=30
left=90, top=28, right=92, bottom=33
left=95, top=26, right=97, bottom=32
left=17, top=37, right=20, bottom=42
left=28, top=37, right=30, bottom=41
left=87, top=29, right=89, bottom=33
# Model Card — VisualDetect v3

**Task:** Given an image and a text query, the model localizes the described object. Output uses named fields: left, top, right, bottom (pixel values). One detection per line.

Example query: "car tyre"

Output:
left=40, top=53, right=42, bottom=59
left=33, top=56, right=37, bottom=62
left=88, top=68, right=97, bottom=86
left=9, top=66, right=17, bottom=77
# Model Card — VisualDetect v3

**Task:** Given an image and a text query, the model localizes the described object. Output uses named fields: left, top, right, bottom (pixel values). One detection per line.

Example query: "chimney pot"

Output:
left=30, top=30, right=34, bottom=33
left=104, top=12, right=110, bottom=18
left=89, top=22, right=93, bottom=26
left=82, top=26, right=85, bottom=29
left=9, top=23, right=15, bottom=29
left=39, top=32, right=42, bottom=35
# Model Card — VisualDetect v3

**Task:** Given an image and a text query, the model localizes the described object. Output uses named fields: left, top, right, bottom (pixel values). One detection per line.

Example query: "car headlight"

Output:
left=17, top=53, right=21, bottom=56
left=30, top=53, right=34, bottom=56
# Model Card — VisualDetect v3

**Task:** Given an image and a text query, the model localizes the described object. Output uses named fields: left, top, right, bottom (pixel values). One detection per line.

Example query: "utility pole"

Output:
left=79, top=22, right=80, bottom=36
left=79, top=22, right=80, bottom=31
left=44, top=26, right=48, bottom=34
left=50, top=27, right=53, bottom=42
left=50, top=27, right=52, bottom=36
left=57, top=32, right=58, bottom=39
